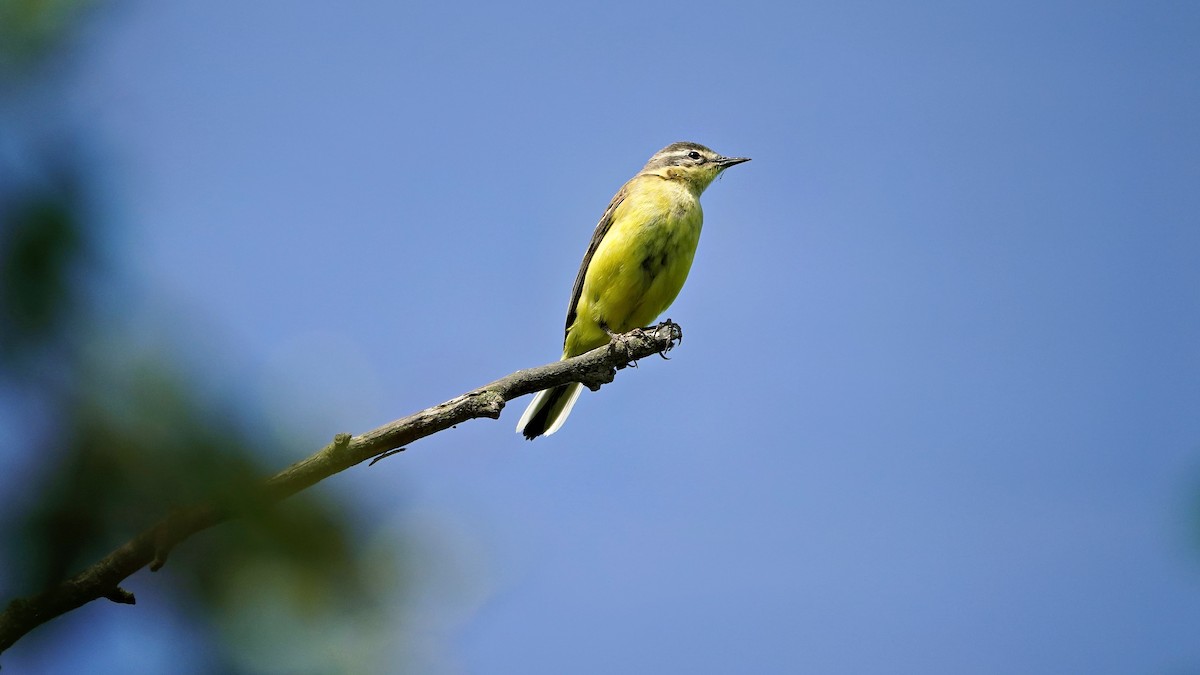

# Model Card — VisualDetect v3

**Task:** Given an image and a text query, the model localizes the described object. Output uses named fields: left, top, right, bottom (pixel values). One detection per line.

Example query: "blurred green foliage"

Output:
left=0, top=0, right=95, bottom=72
left=0, top=4, right=413, bottom=672
left=0, top=189, right=82, bottom=354
left=0, top=172, right=88, bottom=378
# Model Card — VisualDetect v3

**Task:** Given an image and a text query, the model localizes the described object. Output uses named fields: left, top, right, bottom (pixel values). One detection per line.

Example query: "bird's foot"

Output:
left=640, top=318, right=681, bottom=359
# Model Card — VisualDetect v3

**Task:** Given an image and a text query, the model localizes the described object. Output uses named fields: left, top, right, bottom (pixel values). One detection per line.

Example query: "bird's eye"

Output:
left=687, top=151, right=702, bottom=160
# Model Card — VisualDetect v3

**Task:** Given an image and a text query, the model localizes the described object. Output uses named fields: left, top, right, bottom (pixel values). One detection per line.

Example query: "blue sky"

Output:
left=5, top=0, right=1200, bottom=672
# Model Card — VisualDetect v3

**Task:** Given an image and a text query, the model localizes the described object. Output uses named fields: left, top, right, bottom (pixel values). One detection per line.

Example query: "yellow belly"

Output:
left=564, top=179, right=703, bottom=358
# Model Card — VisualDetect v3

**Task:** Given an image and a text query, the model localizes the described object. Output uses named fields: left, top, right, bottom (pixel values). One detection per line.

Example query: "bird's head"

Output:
left=642, top=141, right=750, bottom=193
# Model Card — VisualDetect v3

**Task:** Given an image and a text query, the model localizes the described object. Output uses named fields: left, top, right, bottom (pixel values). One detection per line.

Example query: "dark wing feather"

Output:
left=562, top=182, right=630, bottom=345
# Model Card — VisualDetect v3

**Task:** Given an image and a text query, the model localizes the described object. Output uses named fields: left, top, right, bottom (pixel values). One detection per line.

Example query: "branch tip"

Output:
left=103, top=588, right=136, bottom=605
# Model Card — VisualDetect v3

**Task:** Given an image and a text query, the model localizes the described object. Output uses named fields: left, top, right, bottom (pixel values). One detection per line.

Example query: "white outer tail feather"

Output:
left=516, top=382, right=583, bottom=437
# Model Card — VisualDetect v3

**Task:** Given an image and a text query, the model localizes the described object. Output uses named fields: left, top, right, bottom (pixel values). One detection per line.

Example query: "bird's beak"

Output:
left=716, top=156, right=751, bottom=169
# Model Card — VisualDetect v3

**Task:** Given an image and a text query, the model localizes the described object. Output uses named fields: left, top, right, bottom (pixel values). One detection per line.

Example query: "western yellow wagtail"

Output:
left=517, top=141, right=749, bottom=440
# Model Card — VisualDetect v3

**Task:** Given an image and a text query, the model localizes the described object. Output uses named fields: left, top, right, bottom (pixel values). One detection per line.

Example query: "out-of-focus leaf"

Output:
left=0, top=0, right=95, bottom=72
left=0, top=188, right=86, bottom=364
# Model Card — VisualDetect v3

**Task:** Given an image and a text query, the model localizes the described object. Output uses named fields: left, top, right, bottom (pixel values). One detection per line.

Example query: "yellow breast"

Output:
left=564, top=176, right=704, bottom=357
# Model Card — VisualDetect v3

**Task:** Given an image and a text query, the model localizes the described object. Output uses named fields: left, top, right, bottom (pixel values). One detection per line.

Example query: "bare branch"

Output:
left=0, top=321, right=683, bottom=656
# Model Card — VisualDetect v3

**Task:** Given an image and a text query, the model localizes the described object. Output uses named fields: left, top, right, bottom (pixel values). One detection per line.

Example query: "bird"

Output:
left=517, top=141, right=750, bottom=440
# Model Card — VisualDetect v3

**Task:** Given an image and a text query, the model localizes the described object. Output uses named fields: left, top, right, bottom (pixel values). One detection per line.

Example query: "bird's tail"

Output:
left=517, top=382, right=583, bottom=440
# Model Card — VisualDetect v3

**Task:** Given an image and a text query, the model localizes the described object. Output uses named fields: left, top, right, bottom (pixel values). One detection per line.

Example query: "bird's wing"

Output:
left=562, top=182, right=630, bottom=344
